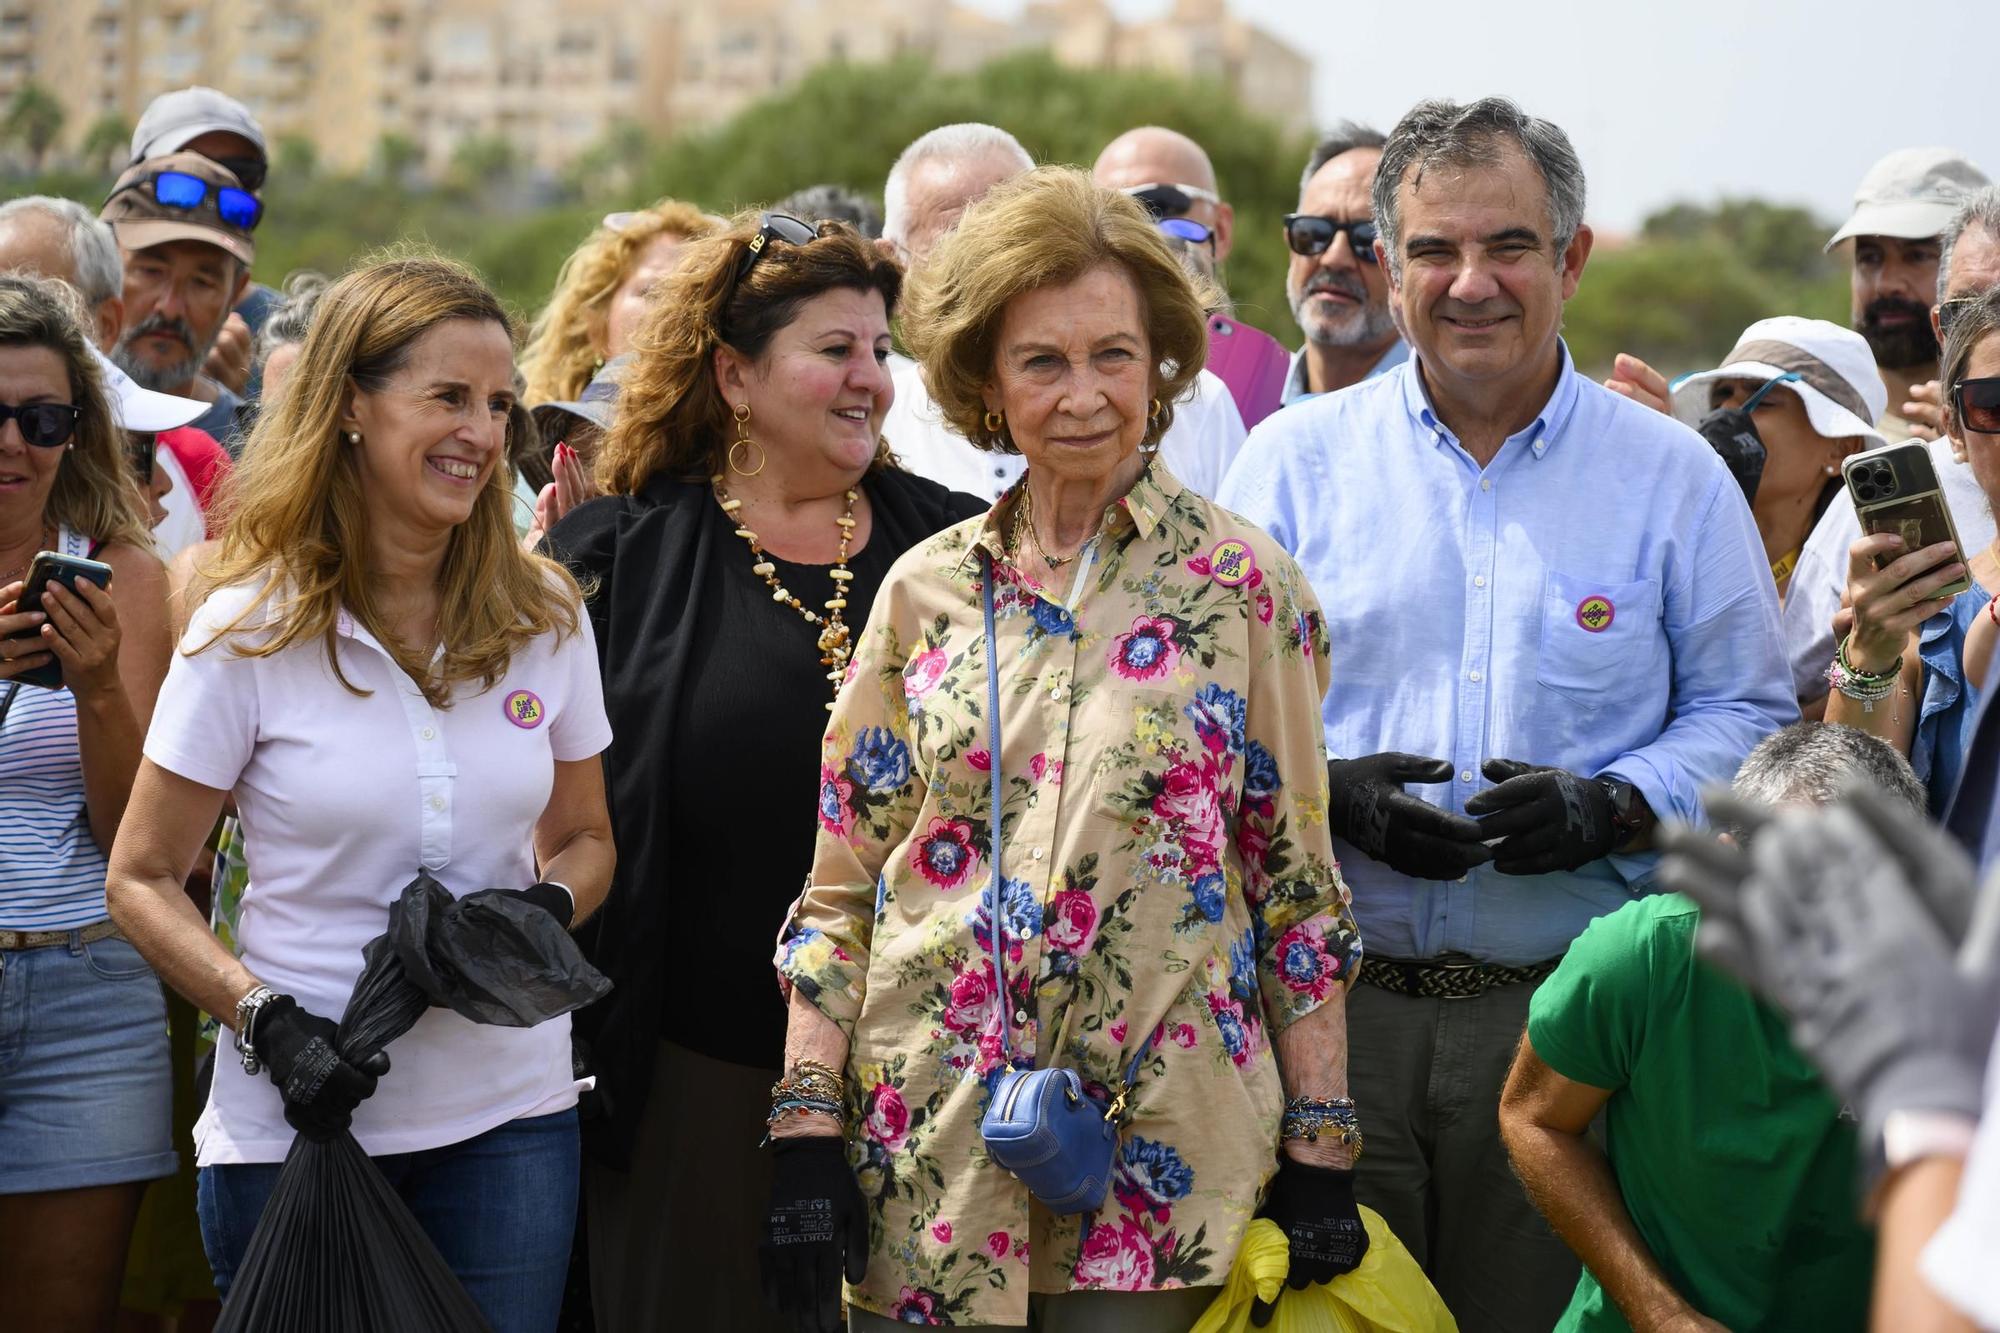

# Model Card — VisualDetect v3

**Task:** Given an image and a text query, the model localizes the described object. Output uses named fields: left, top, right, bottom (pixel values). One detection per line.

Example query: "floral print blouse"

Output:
left=778, top=463, right=1363, bottom=1326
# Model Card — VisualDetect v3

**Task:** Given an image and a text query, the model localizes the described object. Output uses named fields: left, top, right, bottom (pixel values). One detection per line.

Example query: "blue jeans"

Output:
left=198, top=1109, right=578, bottom=1333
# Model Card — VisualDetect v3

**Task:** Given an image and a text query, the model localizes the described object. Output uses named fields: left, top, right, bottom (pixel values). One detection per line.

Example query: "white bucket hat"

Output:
left=88, top=342, right=206, bottom=433
left=1670, top=317, right=1889, bottom=448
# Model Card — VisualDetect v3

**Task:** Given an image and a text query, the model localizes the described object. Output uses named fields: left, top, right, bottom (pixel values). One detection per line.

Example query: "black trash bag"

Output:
left=215, top=871, right=612, bottom=1333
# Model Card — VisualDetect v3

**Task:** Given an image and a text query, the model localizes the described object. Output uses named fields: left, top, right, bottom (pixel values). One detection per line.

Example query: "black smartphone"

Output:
left=1842, top=442, right=1973, bottom=600
left=6, top=550, right=114, bottom=690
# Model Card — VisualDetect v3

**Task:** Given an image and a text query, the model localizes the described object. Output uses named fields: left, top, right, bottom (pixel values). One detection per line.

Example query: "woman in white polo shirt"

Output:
left=106, top=255, right=615, bottom=1333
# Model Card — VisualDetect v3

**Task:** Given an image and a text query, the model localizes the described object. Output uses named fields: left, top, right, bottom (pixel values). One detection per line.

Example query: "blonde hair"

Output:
left=900, top=166, right=1211, bottom=452
left=0, top=274, right=151, bottom=550
left=597, top=211, right=902, bottom=495
left=196, top=252, right=581, bottom=706
left=520, top=200, right=718, bottom=406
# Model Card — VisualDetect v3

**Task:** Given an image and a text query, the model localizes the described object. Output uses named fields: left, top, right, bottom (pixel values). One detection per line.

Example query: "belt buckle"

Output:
left=1434, top=954, right=1483, bottom=1001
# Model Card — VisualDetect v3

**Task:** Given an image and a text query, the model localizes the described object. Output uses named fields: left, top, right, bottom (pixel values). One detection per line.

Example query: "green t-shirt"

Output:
left=1527, top=893, right=1874, bottom=1333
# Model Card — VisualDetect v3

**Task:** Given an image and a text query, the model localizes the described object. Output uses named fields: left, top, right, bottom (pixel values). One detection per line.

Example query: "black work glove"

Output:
left=252, top=995, right=390, bottom=1141
left=760, top=1135, right=868, bottom=1333
left=1464, top=758, right=1617, bottom=875
left=1250, top=1158, right=1369, bottom=1327
left=1326, top=753, right=1492, bottom=880
left=501, top=881, right=575, bottom=929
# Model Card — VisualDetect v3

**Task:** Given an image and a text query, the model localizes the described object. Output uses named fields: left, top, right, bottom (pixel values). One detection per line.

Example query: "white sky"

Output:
left=961, top=0, right=1998, bottom=231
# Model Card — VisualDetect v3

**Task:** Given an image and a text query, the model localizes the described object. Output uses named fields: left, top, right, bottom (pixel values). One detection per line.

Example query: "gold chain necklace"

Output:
left=711, top=475, right=858, bottom=707
left=0, top=522, right=52, bottom=586
left=1013, top=486, right=1089, bottom=570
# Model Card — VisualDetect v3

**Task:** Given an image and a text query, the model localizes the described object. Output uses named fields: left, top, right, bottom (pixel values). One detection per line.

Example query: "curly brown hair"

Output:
left=595, top=213, right=902, bottom=494
left=899, top=166, right=1211, bottom=454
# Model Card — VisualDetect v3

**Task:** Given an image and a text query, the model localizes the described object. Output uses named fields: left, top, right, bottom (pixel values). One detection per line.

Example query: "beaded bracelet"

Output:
left=770, top=1059, right=846, bottom=1107
left=1281, top=1096, right=1363, bottom=1158
left=1826, top=635, right=1901, bottom=713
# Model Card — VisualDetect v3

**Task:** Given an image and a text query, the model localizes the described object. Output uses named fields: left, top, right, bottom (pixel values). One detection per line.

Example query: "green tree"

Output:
left=3, top=83, right=65, bottom=172
left=449, top=134, right=519, bottom=191
left=374, top=131, right=423, bottom=182
left=274, top=133, right=320, bottom=178
left=79, top=112, right=132, bottom=175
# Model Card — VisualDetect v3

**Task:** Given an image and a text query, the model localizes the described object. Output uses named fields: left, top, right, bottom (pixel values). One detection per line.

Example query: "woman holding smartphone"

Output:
left=0, top=274, right=175, bottom=1329
left=1831, top=287, right=2000, bottom=812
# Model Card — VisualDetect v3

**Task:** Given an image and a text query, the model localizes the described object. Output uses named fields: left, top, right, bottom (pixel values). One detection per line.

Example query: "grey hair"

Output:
left=1941, top=285, right=2000, bottom=437
left=1938, top=185, right=2000, bottom=305
left=883, top=123, right=1033, bottom=248
left=0, top=195, right=124, bottom=308
left=776, top=184, right=883, bottom=240
left=1299, top=121, right=1386, bottom=199
left=255, top=269, right=329, bottom=365
left=1370, top=97, right=1587, bottom=281
left=1729, top=722, right=1927, bottom=830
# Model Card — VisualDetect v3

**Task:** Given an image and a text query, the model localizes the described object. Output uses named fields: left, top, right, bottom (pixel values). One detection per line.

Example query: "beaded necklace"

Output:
left=711, top=475, right=858, bottom=706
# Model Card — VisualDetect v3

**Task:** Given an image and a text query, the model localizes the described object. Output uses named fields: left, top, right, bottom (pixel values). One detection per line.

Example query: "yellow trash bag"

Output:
left=1191, top=1211, right=1458, bottom=1333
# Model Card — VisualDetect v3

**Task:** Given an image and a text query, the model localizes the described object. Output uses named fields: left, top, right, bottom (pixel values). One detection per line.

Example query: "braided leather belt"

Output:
left=1358, top=953, right=1561, bottom=1000
left=0, top=918, right=122, bottom=952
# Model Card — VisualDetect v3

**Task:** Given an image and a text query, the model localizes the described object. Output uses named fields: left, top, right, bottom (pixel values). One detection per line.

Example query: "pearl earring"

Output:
left=344, top=431, right=361, bottom=445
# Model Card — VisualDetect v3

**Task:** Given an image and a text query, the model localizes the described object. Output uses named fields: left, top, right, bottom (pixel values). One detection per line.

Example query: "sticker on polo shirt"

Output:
left=1575, top=596, right=1615, bottom=633
left=1207, top=539, right=1258, bottom=587
left=503, top=689, right=545, bottom=729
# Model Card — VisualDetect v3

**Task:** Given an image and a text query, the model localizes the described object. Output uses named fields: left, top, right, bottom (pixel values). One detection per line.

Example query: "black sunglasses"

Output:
left=0, top=401, right=81, bottom=448
left=1125, top=182, right=1220, bottom=222
left=1939, top=297, right=1979, bottom=340
left=209, top=154, right=267, bottom=193
left=128, top=431, right=158, bottom=483
left=1954, top=376, right=2000, bottom=436
left=107, top=170, right=262, bottom=231
left=734, top=212, right=819, bottom=287
left=1283, top=214, right=1380, bottom=264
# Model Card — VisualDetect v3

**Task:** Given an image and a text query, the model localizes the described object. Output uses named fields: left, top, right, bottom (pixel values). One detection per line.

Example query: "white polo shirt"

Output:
left=145, top=581, right=614, bottom=1166
left=883, top=355, right=1248, bottom=502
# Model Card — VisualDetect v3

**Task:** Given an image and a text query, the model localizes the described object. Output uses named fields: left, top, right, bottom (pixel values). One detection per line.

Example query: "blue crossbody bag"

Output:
left=975, top=553, right=1154, bottom=1215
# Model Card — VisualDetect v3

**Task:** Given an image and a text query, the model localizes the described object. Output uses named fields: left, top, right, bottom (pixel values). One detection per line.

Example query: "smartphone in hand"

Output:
left=6, top=550, right=114, bottom=690
left=1842, top=442, right=1973, bottom=600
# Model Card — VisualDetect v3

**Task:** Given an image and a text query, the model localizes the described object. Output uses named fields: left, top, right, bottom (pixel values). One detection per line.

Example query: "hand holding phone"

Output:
left=1839, top=443, right=1973, bottom=674
left=3, top=551, right=117, bottom=692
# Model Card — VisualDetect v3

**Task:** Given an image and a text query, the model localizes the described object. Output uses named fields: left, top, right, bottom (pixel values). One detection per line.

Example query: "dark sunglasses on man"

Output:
left=105, top=170, right=263, bottom=232
left=734, top=212, right=820, bottom=287
left=0, top=401, right=82, bottom=448
left=1156, top=217, right=1215, bottom=249
left=208, top=155, right=268, bottom=193
left=1953, top=377, right=2000, bottom=435
left=1123, top=182, right=1220, bottom=224
left=1283, top=214, right=1380, bottom=265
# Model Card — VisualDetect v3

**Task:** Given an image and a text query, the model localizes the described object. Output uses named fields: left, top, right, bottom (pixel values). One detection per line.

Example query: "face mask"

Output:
left=1694, top=372, right=1800, bottom=504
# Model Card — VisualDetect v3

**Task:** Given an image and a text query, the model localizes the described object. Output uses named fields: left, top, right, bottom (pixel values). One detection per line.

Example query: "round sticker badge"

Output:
left=503, top=689, right=545, bottom=729
left=1207, top=539, right=1259, bottom=588
left=1575, top=596, right=1615, bottom=633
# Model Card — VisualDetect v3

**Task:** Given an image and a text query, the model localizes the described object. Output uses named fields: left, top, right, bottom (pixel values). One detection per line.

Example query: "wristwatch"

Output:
left=234, top=984, right=278, bottom=1075
left=1598, top=776, right=1652, bottom=848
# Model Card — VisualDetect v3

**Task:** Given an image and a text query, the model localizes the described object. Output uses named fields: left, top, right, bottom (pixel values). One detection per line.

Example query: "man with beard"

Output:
left=99, top=151, right=257, bottom=450
left=1280, top=123, right=1406, bottom=406
left=1829, top=147, right=1988, bottom=440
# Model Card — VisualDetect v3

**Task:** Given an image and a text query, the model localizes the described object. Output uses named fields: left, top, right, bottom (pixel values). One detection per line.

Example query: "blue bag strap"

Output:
left=982, top=552, right=1009, bottom=1067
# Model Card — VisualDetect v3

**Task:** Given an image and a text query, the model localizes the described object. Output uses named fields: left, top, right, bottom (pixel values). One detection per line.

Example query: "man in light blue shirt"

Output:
left=1220, top=97, right=1795, bottom=1331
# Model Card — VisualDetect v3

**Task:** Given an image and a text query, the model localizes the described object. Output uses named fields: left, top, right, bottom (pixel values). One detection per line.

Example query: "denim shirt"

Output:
left=1913, top=580, right=1989, bottom=813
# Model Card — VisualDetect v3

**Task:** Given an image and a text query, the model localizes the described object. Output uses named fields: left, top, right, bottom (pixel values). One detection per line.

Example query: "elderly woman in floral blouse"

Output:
left=762, top=167, right=1368, bottom=1333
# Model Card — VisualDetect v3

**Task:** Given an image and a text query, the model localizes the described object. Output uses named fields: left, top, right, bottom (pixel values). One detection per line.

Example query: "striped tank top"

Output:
left=0, top=526, right=110, bottom=930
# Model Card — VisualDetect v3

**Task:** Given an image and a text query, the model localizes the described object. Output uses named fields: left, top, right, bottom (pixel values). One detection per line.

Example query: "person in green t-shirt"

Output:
left=1499, top=722, right=1920, bottom=1332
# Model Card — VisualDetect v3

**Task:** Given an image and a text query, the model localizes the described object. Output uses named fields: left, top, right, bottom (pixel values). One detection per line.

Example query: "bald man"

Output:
left=1094, top=126, right=1290, bottom=428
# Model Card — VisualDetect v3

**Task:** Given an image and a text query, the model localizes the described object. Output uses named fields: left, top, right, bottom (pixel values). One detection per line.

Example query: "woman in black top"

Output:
left=547, top=212, right=983, bottom=1333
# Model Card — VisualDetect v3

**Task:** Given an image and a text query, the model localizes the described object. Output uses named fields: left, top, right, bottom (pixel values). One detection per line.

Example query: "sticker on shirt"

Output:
left=503, top=689, right=546, bottom=729
left=1574, top=596, right=1615, bottom=633
left=1206, top=539, right=1259, bottom=588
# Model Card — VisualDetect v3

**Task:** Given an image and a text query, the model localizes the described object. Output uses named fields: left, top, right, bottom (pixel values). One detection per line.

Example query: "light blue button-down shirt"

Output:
left=1218, top=344, right=1796, bottom=965
left=1280, top=338, right=1410, bottom=408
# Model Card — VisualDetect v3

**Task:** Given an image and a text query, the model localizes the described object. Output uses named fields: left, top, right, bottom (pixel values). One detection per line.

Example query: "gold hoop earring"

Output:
left=728, top=403, right=766, bottom=477
left=984, top=410, right=1005, bottom=435
left=1149, top=398, right=1163, bottom=422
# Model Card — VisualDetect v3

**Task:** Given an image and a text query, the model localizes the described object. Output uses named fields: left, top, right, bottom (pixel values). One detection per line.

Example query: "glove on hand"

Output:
left=1250, top=1158, right=1369, bottom=1327
left=502, top=881, right=575, bottom=929
left=1662, top=786, right=2000, bottom=1184
left=1465, top=758, right=1618, bottom=874
left=251, top=994, right=390, bottom=1141
left=1326, top=753, right=1491, bottom=880
left=760, top=1135, right=869, bottom=1333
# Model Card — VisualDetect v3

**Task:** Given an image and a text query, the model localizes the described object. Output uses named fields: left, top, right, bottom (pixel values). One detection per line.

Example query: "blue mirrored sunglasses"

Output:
left=110, top=171, right=262, bottom=231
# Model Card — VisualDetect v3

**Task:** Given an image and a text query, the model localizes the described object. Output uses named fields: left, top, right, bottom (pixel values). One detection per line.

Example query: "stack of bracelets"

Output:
left=1825, top=635, right=1901, bottom=713
left=1281, top=1095, right=1363, bottom=1158
left=765, top=1059, right=846, bottom=1143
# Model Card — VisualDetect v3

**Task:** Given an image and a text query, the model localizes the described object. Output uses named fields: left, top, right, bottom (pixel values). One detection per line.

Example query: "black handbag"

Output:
left=973, top=552, right=1153, bottom=1215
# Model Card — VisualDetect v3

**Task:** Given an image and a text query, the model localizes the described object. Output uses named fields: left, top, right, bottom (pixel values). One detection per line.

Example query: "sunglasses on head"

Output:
left=1954, top=377, right=2000, bottom=436
left=734, top=212, right=819, bottom=287
left=1156, top=216, right=1214, bottom=248
left=0, top=401, right=81, bottom=448
left=1124, top=182, right=1220, bottom=221
left=108, top=171, right=262, bottom=231
left=1283, top=214, right=1379, bottom=263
